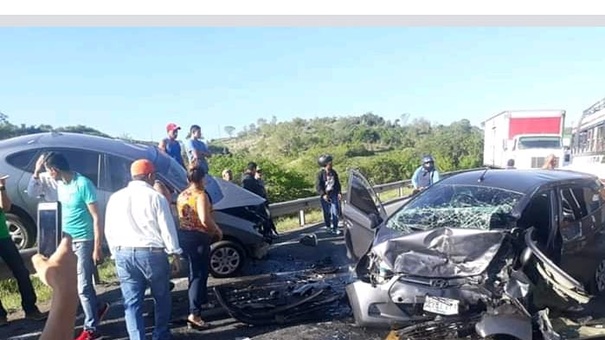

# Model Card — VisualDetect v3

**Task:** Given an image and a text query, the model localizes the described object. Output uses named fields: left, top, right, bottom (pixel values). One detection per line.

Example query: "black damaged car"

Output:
left=343, top=168, right=605, bottom=339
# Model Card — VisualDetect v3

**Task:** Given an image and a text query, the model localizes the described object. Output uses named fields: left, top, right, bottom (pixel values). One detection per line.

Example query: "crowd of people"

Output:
left=0, top=122, right=282, bottom=339
left=0, top=122, right=456, bottom=339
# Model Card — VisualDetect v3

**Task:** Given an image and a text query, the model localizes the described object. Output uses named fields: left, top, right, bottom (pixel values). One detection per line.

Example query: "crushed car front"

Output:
left=345, top=182, right=529, bottom=331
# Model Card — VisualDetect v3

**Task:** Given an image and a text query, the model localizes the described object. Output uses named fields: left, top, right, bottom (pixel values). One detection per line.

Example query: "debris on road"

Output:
left=300, top=233, right=318, bottom=247
left=213, top=271, right=347, bottom=327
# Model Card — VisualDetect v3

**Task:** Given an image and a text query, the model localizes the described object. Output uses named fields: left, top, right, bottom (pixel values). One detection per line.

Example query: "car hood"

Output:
left=204, top=176, right=266, bottom=211
left=372, top=227, right=507, bottom=278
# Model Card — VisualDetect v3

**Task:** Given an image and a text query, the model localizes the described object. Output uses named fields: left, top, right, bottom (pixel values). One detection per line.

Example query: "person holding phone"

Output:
left=0, top=176, right=46, bottom=326
left=105, top=159, right=183, bottom=340
left=27, top=153, right=58, bottom=202
left=43, top=153, right=109, bottom=340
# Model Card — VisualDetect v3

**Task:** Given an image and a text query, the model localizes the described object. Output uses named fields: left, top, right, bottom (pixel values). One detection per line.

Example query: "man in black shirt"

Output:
left=315, top=155, right=342, bottom=235
left=241, top=162, right=277, bottom=237
left=241, top=162, right=266, bottom=199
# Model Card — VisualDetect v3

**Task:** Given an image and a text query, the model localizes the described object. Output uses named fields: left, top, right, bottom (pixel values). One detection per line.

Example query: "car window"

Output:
left=349, top=176, right=380, bottom=216
left=6, top=149, right=39, bottom=172
left=51, top=149, right=101, bottom=187
left=105, top=154, right=132, bottom=192
left=387, top=184, right=523, bottom=232
left=560, top=188, right=585, bottom=222
left=559, top=187, right=595, bottom=222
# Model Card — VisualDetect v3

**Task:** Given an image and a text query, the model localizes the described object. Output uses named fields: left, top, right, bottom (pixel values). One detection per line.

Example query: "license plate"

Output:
left=422, top=295, right=459, bottom=315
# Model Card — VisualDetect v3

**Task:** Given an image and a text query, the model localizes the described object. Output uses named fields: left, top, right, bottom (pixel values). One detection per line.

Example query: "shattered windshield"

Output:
left=386, top=184, right=524, bottom=232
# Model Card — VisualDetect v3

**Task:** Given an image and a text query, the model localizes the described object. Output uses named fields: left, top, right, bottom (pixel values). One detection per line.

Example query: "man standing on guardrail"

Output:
left=411, top=155, right=440, bottom=194
left=0, top=176, right=46, bottom=326
left=159, top=123, right=186, bottom=169
left=316, top=154, right=342, bottom=235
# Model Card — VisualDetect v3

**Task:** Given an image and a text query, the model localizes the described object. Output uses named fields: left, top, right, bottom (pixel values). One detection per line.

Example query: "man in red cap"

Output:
left=104, top=159, right=182, bottom=340
left=158, top=123, right=185, bottom=168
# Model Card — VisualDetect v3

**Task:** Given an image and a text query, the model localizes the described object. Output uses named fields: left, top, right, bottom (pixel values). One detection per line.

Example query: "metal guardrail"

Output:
left=268, top=167, right=486, bottom=224
left=0, top=167, right=487, bottom=281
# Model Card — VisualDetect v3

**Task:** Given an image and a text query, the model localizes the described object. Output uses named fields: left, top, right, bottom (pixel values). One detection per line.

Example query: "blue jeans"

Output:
left=320, top=193, right=340, bottom=230
left=114, top=248, right=172, bottom=340
left=179, top=230, right=211, bottom=317
left=73, top=240, right=100, bottom=332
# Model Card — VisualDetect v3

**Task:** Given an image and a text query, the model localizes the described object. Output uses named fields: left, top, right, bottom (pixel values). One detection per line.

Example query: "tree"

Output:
left=224, top=126, right=236, bottom=138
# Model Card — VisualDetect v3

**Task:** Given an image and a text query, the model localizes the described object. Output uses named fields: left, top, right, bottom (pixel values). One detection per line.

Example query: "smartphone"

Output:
left=37, top=202, right=62, bottom=257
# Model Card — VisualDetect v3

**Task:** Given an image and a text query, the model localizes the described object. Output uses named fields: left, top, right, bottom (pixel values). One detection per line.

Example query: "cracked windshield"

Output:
left=387, top=185, right=524, bottom=232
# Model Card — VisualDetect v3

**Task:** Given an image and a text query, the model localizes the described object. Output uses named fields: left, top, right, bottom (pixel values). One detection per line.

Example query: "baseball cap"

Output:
left=166, top=123, right=181, bottom=133
left=131, top=159, right=155, bottom=177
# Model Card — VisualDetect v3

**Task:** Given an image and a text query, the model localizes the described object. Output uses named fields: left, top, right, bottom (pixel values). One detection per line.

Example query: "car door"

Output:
left=522, top=184, right=593, bottom=304
left=342, top=169, right=388, bottom=263
left=557, top=181, right=605, bottom=287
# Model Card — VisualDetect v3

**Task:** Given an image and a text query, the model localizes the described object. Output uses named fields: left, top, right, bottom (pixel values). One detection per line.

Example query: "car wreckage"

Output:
left=343, top=168, right=605, bottom=339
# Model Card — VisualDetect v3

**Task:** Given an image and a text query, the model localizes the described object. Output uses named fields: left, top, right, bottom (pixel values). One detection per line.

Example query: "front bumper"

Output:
left=346, top=274, right=489, bottom=328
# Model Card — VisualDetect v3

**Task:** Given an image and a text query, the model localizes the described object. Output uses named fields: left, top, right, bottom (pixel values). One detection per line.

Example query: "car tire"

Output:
left=209, top=240, right=246, bottom=278
left=592, top=258, right=605, bottom=294
left=5, top=213, right=35, bottom=250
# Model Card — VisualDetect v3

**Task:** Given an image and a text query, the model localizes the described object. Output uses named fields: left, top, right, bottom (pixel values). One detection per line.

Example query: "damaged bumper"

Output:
left=346, top=273, right=492, bottom=328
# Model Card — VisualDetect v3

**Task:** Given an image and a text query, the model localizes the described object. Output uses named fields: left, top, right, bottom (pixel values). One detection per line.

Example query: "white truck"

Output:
left=481, top=110, right=569, bottom=169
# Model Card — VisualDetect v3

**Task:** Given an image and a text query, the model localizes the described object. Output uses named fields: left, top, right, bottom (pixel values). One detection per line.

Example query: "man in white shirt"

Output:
left=105, top=159, right=182, bottom=340
left=27, top=154, right=58, bottom=202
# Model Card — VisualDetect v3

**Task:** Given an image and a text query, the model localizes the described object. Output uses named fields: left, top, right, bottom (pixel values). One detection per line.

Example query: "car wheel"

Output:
left=5, top=213, right=35, bottom=250
left=209, top=240, right=246, bottom=278
left=594, top=259, right=605, bottom=293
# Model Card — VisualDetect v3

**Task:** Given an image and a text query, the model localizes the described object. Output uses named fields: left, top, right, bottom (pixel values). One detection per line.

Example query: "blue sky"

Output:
left=1, top=27, right=604, bottom=142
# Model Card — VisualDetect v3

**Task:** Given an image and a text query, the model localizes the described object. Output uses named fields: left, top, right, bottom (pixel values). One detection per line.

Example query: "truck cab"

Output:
left=506, top=134, right=571, bottom=169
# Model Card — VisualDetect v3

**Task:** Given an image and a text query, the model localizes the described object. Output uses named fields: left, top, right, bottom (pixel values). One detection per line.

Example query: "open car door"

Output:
left=525, top=227, right=592, bottom=304
left=343, top=169, right=388, bottom=263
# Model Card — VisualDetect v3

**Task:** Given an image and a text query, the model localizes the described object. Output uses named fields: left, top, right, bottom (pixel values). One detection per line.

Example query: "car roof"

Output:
left=439, top=168, right=598, bottom=194
left=0, top=132, right=158, bottom=161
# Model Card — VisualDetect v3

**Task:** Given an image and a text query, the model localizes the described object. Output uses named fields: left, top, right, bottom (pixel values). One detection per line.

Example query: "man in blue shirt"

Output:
left=159, top=123, right=185, bottom=168
left=44, top=152, right=108, bottom=340
left=184, top=124, right=211, bottom=173
left=411, top=155, right=441, bottom=193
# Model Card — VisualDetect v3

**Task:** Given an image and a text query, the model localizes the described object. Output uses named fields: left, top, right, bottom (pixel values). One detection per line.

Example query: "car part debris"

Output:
left=213, top=274, right=345, bottom=327
left=300, top=233, right=318, bottom=247
left=537, top=308, right=562, bottom=340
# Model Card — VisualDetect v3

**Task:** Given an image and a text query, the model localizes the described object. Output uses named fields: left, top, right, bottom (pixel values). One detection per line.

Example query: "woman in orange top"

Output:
left=176, top=165, right=223, bottom=330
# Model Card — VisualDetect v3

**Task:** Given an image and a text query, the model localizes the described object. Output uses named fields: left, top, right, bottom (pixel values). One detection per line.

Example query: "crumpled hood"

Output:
left=372, top=227, right=507, bottom=278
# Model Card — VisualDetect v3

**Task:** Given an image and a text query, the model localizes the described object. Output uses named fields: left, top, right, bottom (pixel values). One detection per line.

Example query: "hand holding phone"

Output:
left=37, top=202, right=62, bottom=258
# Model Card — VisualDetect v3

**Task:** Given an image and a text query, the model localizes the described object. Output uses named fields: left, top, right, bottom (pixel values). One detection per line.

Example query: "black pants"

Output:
left=0, top=237, right=37, bottom=317
left=179, top=230, right=211, bottom=317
